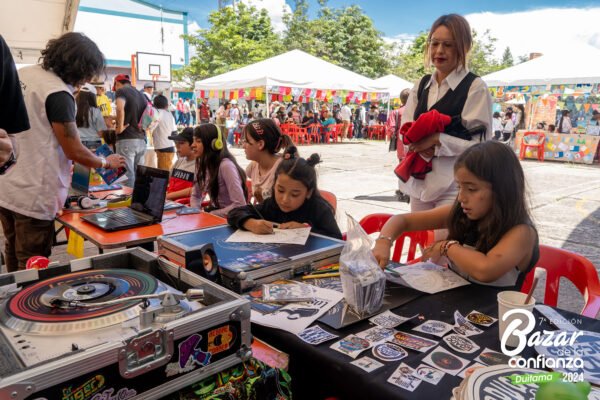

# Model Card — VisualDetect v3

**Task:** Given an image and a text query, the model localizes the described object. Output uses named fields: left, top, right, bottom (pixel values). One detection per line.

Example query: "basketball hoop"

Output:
left=151, top=74, right=160, bottom=82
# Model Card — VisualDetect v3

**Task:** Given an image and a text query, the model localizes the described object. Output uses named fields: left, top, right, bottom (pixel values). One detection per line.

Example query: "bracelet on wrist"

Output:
left=441, top=240, right=460, bottom=257
left=376, top=235, right=394, bottom=245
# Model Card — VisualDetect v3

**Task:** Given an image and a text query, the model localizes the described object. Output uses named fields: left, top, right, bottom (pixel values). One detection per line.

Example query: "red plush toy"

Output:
left=394, top=109, right=451, bottom=182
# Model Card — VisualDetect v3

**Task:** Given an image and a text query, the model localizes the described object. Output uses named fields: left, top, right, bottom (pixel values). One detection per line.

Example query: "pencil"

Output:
left=302, top=272, right=340, bottom=280
left=250, top=204, right=279, bottom=230
left=309, top=268, right=339, bottom=275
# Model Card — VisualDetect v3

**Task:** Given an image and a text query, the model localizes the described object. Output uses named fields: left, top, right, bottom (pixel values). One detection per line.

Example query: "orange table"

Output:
left=56, top=210, right=226, bottom=250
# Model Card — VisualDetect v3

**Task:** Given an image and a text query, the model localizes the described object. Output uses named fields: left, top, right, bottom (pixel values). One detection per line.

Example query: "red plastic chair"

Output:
left=519, top=131, right=546, bottom=161
left=358, top=213, right=434, bottom=263
left=307, top=124, right=322, bottom=144
left=367, top=125, right=385, bottom=140
left=320, top=190, right=337, bottom=213
left=520, top=244, right=600, bottom=318
left=245, top=179, right=254, bottom=204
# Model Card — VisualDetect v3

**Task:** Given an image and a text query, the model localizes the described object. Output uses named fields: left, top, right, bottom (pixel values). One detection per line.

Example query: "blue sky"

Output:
left=147, top=0, right=600, bottom=58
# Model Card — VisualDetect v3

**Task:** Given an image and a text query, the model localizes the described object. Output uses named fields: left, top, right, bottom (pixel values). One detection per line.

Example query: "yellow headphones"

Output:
left=211, top=123, right=223, bottom=151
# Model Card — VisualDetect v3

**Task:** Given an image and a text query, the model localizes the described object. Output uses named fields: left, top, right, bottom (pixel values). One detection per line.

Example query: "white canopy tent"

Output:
left=0, top=0, right=80, bottom=64
left=482, top=44, right=600, bottom=87
left=373, top=74, right=413, bottom=98
left=195, top=49, right=388, bottom=94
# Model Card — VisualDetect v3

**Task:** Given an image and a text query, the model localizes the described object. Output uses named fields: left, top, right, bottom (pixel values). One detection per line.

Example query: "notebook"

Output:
left=69, top=163, right=91, bottom=197
left=81, top=166, right=169, bottom=232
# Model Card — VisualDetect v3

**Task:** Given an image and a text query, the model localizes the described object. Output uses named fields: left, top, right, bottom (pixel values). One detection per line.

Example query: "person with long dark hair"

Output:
left=76, top=88, right=105, bottom=150
left=190, top=124, right=247, bottom=217
left=0, top=32, right=125, bottom=272
left=228, top=147, right=342, bottom=239
left=397, top=14, right=492, bottom=240
left=557, top=109, right=572, bottom=133
left=243, top=118, right=294, bottom=203
left=373, top=141, right=538, bottom=289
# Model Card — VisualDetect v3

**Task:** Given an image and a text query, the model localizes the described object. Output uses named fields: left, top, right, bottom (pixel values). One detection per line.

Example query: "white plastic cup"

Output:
left=497, top=291, right=536, bottom=348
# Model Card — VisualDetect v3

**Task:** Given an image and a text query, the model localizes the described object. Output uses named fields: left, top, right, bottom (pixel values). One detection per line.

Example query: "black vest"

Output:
left=414, top=72, right=480, bottom=141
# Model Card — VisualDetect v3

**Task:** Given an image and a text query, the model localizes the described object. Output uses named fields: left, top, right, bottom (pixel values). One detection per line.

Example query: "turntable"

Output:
left=0, top=248, right=251, bottom=400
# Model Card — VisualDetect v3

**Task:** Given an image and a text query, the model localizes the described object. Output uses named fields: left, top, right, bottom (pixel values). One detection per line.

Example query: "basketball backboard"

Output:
left=136, top=52, right=172, bottom=82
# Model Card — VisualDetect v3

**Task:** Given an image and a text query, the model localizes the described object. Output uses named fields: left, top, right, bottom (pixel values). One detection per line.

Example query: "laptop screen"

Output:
left=130, top=165, right=170, bottom=221
left=71, top=163, right=90, bottom=193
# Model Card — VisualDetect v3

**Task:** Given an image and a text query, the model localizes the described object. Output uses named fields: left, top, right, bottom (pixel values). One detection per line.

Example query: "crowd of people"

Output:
left=0, top=13, right=540, bottom=295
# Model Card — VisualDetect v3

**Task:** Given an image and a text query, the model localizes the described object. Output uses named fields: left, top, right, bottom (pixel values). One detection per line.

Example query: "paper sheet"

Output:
left=226, top=227, right=312, bottom=245
left=385, top=261, right=470, bottom=294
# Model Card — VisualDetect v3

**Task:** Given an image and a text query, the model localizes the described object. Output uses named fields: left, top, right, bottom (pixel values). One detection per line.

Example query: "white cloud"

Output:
left=240, top=0, right=292, bottom=33
left=464, top=7, right=600, bottom=59
left=188, top=20, right=201, bottom=34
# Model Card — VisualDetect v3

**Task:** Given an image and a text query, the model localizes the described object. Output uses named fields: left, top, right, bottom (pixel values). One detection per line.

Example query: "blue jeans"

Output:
left=116, top=138, right=146, bottom=186
left=227, top=124, right=238, bottom=145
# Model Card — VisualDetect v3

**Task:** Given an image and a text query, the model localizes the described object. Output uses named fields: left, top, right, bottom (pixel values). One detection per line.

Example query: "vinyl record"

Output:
left=1, top=269, right=158, bottom=333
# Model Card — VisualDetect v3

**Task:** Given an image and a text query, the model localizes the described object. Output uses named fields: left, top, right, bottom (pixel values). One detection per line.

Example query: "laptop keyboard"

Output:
left=100, top=209, right=147, bottom=224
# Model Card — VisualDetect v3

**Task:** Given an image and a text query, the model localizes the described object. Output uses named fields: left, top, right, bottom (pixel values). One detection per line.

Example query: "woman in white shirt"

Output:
left=502, top=111, right=514, bottom=142
left=398, top=14, right=493, bottom=239
left=492, top=111, right=502, bottom=140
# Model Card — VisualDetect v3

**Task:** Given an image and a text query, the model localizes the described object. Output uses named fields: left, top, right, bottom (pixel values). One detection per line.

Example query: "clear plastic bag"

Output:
left=339, top=214, right=387, bottom=316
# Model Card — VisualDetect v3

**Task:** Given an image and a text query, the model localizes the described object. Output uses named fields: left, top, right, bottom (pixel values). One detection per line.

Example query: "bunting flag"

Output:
left=209, top=90, right=215, bottom=98
left=256, top=88, right=263, bottom=98
left=592, top=104, right=599, bottom=111
left=348, top=91, right=354, bottom=99
left=584, top=104, right=591, bottom=112
left=199, top=90, right=205, bottom=98
left=574, top=103, right=582, bottom=111
left=238, top=89, right=244, bottom=98
left=305, top=89, right=312, bottom=97
left=278, top=94, right=284, bottom=102
left=326, top=90, right=332, bottom=98
left=250, top=88, right=256, bottom=98
left=271, top=94, right=278, bottom=102
left=541, top=98, right=548, bottom=107
left=279, top=86, right=286, bottom=95
left=362, top=92, right=367, bottom=100
left=230, top=91, right=236, bottom=100
left=316, top=90, right=323, bottom=99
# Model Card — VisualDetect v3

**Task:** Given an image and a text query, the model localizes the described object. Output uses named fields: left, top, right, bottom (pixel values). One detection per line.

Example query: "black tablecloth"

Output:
left=252, top=284, right=600, bottom=400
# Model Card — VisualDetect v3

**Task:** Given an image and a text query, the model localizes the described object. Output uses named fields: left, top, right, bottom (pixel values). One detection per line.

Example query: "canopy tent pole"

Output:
left=265, top=84, right=269, bottom=118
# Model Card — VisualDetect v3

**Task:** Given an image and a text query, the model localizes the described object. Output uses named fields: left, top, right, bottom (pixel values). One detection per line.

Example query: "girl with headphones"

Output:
left=190, top=124, right=248, bottom=218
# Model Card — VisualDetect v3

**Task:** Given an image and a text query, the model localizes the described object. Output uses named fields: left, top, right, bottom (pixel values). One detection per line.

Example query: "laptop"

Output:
left=69, top=163, right=91, bottom=196
left=81, top=166, right=169, bottom=232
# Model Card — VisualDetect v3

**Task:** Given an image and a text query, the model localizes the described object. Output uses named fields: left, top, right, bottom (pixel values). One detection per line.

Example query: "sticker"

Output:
left=453, top=311, right=483, bottom=337
left=60, top=374, right=106, bottom=400
left=165, top=334, right=212, bottom=377
left=207, top=325, right=236, bottom=355
left=371, top=343, right=408, bottom=362
left=457, top=362, right=486, bottom=378
left=387, top=363, right=422, bottom=391
left=412, top=364, right=445, bottom=385
left=355, top=326, right=396, bottom=344
left=466, top=310, right=497, bottom=327
left=350, top=356, right=384, bottom=372
left=296, top=325, right=339, bottom=345
left=474, top=348, right=512, bottom=366
left=369, top=311, right=416, bottom=328
left=422, top=346, right=470, bottom=376
left=390, top=331, right=438, bottom=353
left=413, top=320, right=453, bottom=337
left=443, top=334, right=480, bottom=354
left=330, top=335, right=371, bottom=358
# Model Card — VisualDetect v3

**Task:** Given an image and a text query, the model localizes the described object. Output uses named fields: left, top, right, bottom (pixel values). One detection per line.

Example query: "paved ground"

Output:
left=2, top=140, right=599, bottom=314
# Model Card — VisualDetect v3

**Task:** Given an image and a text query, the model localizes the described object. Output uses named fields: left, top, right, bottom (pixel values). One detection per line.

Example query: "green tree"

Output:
left=501, top=47, right=514, bottom=67
left=391, top=32, right=428, bottom=82
left=174, top=3, right=284, bottom=88
left=392, top=29, right=505, bottom=82
left=282, top=1, right=390, bottom=78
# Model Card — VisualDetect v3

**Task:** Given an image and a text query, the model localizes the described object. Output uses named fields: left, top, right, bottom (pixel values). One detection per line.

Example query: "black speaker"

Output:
left=185, top=243, right=220, bottom=282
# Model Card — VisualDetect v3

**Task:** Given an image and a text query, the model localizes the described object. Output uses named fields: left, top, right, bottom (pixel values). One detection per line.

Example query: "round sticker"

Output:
left=431, top=351, right=463, bottom=370
left=479, top=351, right=511, bottom=366
left=443, top=334, right=480, bottom=354
left=371, top=343, right=408, bottom=362
left=467, top=312, right=494, bottom=325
